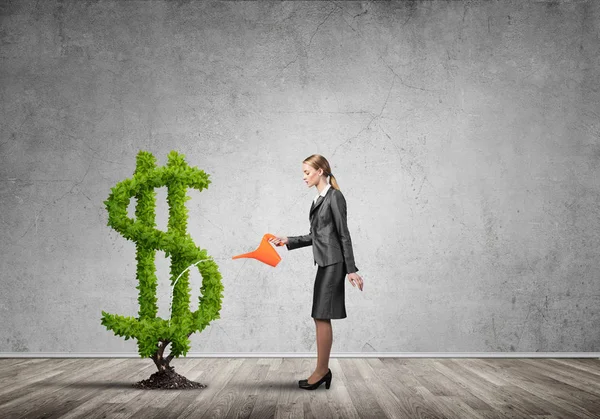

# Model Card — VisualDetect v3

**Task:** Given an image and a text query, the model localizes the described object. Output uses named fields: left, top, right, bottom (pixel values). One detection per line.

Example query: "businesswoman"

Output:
left=269, top=154, right=364, bottom=390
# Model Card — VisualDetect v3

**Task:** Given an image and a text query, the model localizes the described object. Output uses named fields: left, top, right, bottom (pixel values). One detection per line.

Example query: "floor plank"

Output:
left=339, top=358, right=392, bottom=419
left=0, top=357, right=599, bottom=419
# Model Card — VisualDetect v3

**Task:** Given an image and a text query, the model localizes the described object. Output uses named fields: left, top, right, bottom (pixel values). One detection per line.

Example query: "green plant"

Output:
left=101, top=150, right=224, bottom=372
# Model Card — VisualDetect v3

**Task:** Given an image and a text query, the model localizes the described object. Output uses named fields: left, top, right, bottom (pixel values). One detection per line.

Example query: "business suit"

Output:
left=286, top=185, right=359, bottom=319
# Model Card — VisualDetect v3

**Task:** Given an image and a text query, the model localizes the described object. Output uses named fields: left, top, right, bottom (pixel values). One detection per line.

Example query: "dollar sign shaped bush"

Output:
left=101, top=150, right=224, bottom=371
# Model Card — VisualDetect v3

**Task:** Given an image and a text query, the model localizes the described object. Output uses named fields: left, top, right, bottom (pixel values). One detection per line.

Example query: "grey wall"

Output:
left=1, top=0, right=599, bottom=354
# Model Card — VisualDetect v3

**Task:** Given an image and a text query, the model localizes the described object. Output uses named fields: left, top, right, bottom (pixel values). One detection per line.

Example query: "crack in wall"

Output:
left=330, top=76, right=395, bottom=159
left=16, top=158, right=94, bottom=242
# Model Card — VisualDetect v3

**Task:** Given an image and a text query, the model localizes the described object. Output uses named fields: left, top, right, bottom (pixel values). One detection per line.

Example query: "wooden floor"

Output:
left=1, top=357, right=599, bottom=419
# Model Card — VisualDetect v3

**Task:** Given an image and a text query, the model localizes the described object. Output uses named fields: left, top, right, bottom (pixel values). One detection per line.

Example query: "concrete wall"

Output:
left=1, top=0, right=599, bottom=354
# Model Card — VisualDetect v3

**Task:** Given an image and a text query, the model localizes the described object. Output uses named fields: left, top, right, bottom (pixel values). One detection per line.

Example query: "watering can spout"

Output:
left=232, top=233, right=282, bottom=267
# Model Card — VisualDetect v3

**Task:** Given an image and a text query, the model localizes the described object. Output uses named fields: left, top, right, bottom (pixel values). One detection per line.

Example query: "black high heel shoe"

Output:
left=298, top=369, right=332, bottom=390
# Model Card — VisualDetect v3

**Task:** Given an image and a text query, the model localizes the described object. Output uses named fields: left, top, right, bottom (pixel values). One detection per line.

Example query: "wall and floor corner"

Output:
left=1, top=0, right=599, bottom=358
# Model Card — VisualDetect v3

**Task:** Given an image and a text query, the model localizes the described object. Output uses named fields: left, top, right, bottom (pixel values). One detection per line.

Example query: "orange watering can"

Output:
left=232, top=233, right=282, bottom=267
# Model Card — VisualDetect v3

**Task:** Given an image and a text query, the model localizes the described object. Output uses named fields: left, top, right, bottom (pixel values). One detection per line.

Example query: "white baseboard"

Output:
left=1, top=352, right=599, bottom=358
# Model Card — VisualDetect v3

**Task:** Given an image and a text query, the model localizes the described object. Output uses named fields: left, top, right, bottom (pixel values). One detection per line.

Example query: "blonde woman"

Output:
left=270, top=154, right=364, bottom=390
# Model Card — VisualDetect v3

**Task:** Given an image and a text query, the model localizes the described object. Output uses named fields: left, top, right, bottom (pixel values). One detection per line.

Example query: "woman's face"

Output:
left=302, top=163, right=322, bottom=187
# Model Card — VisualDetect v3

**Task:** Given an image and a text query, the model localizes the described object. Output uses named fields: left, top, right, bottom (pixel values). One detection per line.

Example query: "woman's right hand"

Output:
left=269, top=235, right=288, bottom=247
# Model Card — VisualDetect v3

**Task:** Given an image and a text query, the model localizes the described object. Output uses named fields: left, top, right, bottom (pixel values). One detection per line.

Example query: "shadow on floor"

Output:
left=29, top=380, right=308, bottom=390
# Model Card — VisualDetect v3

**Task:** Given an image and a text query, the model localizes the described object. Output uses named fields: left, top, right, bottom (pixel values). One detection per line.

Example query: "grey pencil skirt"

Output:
left=312, top=260, right=347, bottom=319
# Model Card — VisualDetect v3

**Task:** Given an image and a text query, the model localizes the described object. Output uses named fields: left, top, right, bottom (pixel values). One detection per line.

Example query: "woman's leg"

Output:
left=307, top=318, right=332, bottom=383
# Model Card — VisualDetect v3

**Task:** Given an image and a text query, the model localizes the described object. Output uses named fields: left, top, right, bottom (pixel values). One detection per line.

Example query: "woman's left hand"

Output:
left=348, top=272, right=363, bottom=291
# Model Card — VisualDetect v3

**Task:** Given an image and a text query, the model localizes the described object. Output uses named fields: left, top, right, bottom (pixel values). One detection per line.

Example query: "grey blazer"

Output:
left=286, top=187, right=359, bottom=274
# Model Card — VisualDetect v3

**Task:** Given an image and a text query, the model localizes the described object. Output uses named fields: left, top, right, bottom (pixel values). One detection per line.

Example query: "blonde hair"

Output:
left=303, top=154, right=340, bottom=191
